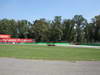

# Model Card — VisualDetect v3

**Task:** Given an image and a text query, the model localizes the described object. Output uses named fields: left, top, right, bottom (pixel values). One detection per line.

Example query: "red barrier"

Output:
left=0, top=34, right=11, bottom=38
left=0, top=38, right=34, bottom=43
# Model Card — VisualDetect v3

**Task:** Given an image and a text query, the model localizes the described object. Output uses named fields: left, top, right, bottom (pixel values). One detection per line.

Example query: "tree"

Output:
left=0, top=19, right=17, bottom=36
left=84, top=23, right=95, bottom=43
left=0, top=15, right=100, bottom=43
left=73, top=15, right=87, bottom=43
left=32, top=18, right=49, bottom=42
left=62, top=19, right=75, bottom=42
left=16, top=20, right=31, bottom=38
left=92, top=15, right=100, bottom=42
left=49, top=16, right=63, bottom=41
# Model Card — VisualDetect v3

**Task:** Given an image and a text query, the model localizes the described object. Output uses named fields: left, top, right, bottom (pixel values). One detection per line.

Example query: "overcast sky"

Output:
left=0, top=0, right=100, bottom=21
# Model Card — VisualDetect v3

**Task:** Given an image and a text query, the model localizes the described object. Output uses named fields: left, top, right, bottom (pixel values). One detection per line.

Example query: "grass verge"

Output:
left=0, top=45, right=100, bottom=61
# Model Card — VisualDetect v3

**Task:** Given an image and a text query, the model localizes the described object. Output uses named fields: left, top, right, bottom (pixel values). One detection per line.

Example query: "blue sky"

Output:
left=0, top=0, right=100, bottom=22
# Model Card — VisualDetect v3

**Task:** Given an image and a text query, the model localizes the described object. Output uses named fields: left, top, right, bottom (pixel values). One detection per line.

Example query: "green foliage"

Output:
left=49, top=16, right=63, bottom=41
left=17, top=20, right=31, bottom=38
left=92, top=15, right=100, bottom=41
left=0, top=15, right=100, bottom=43
left=73, top=15, right=87, bottom=43
left=62, top=19, right=75, bottom=42
left=0, top=19, right=17, bottom=35
left=32, top=19, right=49, bottom=42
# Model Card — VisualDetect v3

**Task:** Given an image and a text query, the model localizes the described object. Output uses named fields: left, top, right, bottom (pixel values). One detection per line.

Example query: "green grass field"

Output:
left=0, top=45, right=100, bottom=61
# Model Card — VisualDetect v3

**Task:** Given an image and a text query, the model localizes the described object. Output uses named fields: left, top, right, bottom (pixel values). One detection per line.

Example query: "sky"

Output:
left=0, top=0, right=100, bottom=22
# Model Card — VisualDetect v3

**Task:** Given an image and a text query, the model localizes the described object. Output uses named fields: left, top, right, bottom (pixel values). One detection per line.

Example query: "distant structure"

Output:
left=0, top=34, right=35, bottom=44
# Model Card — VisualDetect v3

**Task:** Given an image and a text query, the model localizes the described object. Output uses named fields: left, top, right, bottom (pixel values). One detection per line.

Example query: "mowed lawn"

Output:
left=0, top=45, right=100, bottom=61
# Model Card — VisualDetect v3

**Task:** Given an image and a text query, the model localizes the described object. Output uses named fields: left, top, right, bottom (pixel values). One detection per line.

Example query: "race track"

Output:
left=0, top=58, right=100, bottom=75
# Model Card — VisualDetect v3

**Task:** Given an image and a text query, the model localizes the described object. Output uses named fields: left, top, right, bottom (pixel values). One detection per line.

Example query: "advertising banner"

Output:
left=0, top=34, right=11, bottom=38
left=0, top=38, right=34, bottom=43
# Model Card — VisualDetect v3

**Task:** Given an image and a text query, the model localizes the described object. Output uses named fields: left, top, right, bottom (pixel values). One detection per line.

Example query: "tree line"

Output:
left=0, top=15, right=100, bottom=43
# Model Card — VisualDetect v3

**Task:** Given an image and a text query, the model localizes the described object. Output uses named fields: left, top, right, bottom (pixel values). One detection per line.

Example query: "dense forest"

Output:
left=0, top=15, right=100, bottom=43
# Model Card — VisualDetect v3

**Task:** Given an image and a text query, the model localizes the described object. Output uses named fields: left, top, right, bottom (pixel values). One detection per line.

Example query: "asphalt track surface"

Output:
left=0, top=58, right=100, bottom=75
